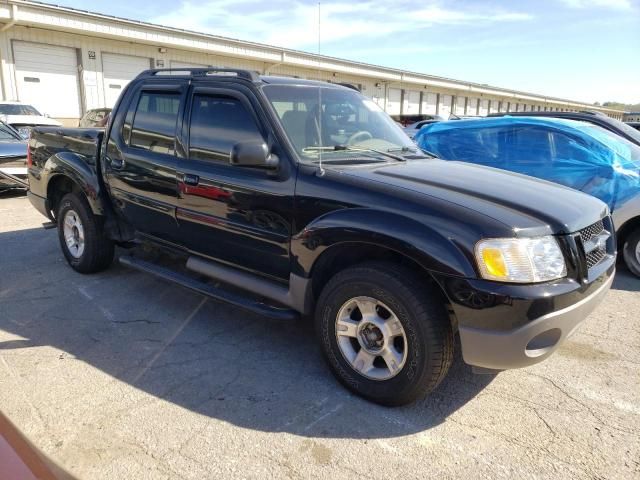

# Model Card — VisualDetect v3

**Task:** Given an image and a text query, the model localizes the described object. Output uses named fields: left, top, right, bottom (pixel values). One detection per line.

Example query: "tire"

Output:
left=622, top=228, right=640, bottom=277
left=57, top=192, right=114, bottom=273
left=315, top=261, right=454, bottom=406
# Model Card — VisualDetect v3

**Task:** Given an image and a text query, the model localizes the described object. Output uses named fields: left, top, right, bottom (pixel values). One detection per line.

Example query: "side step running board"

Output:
left=119, top=255, right=299, bottom=321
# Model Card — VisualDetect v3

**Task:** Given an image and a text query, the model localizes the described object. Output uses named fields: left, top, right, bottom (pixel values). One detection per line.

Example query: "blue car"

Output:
left=415, top=116, right=640, bottom=276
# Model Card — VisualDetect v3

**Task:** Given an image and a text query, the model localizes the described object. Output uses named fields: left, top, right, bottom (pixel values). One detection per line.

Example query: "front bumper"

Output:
left=436, top=263, right=615, bottom=370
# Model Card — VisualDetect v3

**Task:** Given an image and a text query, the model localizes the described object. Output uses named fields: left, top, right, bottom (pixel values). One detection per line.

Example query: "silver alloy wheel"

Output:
left=335, top=296, right=408, bottom=381
left=63, top=209, right=85, bottom=259
left=636, top=240, right=640, bottom=264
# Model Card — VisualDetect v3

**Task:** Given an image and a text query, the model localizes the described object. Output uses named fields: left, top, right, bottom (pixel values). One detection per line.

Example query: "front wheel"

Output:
left=57, top=192, right=114, bottom=273
left=622, top=228, right=640, bottom=277
left=315, top=262, right=454, bottom=406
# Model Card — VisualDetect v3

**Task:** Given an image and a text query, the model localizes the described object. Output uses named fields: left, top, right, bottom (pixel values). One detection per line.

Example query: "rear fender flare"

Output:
left=44, top=151, right=105, bottom=215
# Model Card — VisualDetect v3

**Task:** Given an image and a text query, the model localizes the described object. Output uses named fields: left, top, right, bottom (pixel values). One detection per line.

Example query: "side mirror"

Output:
left=230, top=140, right=279, bottom=169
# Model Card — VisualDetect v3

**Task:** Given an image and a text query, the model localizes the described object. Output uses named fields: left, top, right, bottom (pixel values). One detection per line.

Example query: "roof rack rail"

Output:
left=135, top=68, right=260, bottom=82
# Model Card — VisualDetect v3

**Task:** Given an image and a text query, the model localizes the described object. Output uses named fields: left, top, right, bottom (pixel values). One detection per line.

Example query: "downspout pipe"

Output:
left=0, top=4, right=18, bottom=32
left=264, top=51, right=286, bottom=75
left=0, top=4, right=18, bottom=101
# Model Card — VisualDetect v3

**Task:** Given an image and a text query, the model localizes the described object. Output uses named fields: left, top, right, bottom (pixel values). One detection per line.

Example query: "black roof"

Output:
left=135, top=68, right=353, bottom=90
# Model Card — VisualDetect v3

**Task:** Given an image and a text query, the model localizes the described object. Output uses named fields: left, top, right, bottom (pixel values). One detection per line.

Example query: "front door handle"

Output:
left=180, top=173, right=200, bottom=186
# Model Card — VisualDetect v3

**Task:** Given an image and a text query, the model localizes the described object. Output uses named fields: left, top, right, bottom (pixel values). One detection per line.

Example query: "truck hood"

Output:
left=338, top=159, right=608, bottom=235
left=2, top=115, right=62, bottom=127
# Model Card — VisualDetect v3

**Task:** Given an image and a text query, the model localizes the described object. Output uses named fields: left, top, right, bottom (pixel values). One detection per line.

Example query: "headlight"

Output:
left=475, top=236, right=567, bottom=283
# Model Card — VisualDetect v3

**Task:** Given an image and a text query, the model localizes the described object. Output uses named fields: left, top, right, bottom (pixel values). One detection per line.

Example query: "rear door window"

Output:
left=130, top=92, right=181, bottom=154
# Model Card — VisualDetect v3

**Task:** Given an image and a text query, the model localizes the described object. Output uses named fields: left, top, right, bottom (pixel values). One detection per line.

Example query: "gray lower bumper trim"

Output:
left=459, top=273, right=614, bottom=370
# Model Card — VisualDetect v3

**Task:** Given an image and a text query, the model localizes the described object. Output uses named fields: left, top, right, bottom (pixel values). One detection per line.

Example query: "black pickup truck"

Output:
left=27, top=69, right=616, bottom=406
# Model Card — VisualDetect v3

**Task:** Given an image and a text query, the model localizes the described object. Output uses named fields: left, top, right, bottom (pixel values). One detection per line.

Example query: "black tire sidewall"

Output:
left=316, top=272, right=439, bottom=405
left=623, top=228, right=640, bottom=277
left=57, top=193, right=102, bottom=272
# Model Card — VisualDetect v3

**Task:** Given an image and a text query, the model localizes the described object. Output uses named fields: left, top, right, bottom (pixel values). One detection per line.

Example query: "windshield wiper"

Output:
left=304, top=145, right=406, bottom=162
left=387, top=145, right=439, bottom=159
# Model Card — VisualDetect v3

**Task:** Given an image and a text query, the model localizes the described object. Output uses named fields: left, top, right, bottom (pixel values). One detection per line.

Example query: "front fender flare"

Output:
left=291, top=208, right=476, bottom=278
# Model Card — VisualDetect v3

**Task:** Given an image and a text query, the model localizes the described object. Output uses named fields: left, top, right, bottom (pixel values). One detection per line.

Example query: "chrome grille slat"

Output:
left=578, top=219, right=608, bottom=272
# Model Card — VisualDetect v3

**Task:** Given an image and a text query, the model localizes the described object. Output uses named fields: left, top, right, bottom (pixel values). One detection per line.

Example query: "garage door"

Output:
left=421, top=93, right=437, bottom=115
left=13, top=41, right=81, bottom=118
left=439, top=95, right=452, bottom=117
left=478, top=99, right=489, bottom=116
left=454, top=96, right=466, bottom=115
left=467, top=98, right=479, bottom=116
left=102, top=53, right=151, bottom=107
left=402, top=90, right=420, bottom=115
left=386, top=88, right=402, bottom=116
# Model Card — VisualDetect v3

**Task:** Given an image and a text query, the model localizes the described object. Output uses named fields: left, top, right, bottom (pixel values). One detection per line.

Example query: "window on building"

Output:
left=130, top=92, right=180, bottom=154
left=188, top=94, right=264, bottom=163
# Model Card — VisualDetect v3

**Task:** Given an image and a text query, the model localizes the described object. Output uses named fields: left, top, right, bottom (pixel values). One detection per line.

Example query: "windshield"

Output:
left=263, top=84, right=416, bottom=163
left=0, top=104, right=42, bottom=116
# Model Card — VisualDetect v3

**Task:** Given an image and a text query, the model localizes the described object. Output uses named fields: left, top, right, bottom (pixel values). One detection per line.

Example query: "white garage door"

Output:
left=454, top=96, right=466, bottom=115
left=421, top=93, right=437, bottom=115
left=479, top=99, right=489, bottom=116
left=467, top=98, right=479, bottom=116
left=102, top=53, right=151, bottom=107
left=439, top=95, right=452, bottom=117
left=402, top=90, right=420, bottom=115
left=14, top=41, right=81, bottom=118
left=386, top=88, right=402, bottom=116
left=170, top=61, right=208, bottom=69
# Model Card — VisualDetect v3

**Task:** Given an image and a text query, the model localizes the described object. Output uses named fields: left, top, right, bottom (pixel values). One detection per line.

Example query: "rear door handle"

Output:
left=110, top=157, right=125, bottom=170
left=180, top=173, right=200, bottom=186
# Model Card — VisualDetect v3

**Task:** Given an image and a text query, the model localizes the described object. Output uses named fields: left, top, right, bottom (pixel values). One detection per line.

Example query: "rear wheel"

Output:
left=622, top=228, right=640, bottom=277
left=315, top=262, right=454, bottom=406
left=57, top=192, right=114, bottom=273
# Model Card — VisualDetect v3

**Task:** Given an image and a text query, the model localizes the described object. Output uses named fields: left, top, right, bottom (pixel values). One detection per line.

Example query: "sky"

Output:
left=48, top=0, right=640, bottom=104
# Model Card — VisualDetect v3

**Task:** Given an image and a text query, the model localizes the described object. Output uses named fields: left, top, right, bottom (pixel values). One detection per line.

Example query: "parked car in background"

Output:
left=416, top=116, right=640, bottom=276
left=78, top=108, right=111, bottom=127
left=403, top=115, right=446, bottom=139
left=0, top=120, right=28, bottom=191
left=0, top=101, right=62, bottom=139
left=627, top=122, right=640, bottom=132
left=27, top=69, right=615, bottom=406
left=489, top=110, right=640, bottom=147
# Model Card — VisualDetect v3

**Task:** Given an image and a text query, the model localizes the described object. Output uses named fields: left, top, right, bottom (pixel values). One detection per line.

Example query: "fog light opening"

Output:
left=525, top=328, right=562, bottom=358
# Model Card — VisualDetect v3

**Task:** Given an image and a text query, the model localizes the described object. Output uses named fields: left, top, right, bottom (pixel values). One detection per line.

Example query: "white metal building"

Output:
left=0, top=0, right=625, bottom=126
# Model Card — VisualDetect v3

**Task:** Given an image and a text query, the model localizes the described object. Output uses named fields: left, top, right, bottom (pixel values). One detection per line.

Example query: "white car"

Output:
left=0, top=101, right=62, bottom=139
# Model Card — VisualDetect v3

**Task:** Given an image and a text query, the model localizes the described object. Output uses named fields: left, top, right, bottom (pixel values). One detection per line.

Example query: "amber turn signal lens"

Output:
left=481, top=248, right=508, bottom=278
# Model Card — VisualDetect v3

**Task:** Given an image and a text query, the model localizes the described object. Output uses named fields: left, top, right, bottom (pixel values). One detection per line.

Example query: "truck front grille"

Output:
left=578, top=219, right=609, bottom=271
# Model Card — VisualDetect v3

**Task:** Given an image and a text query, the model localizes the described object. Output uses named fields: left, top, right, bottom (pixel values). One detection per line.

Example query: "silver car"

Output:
left=403, top=115, right=447, bottom=139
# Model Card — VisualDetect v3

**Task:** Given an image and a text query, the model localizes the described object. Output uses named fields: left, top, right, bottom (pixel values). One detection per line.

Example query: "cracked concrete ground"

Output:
left=1, top=192, right=639, bottom=480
